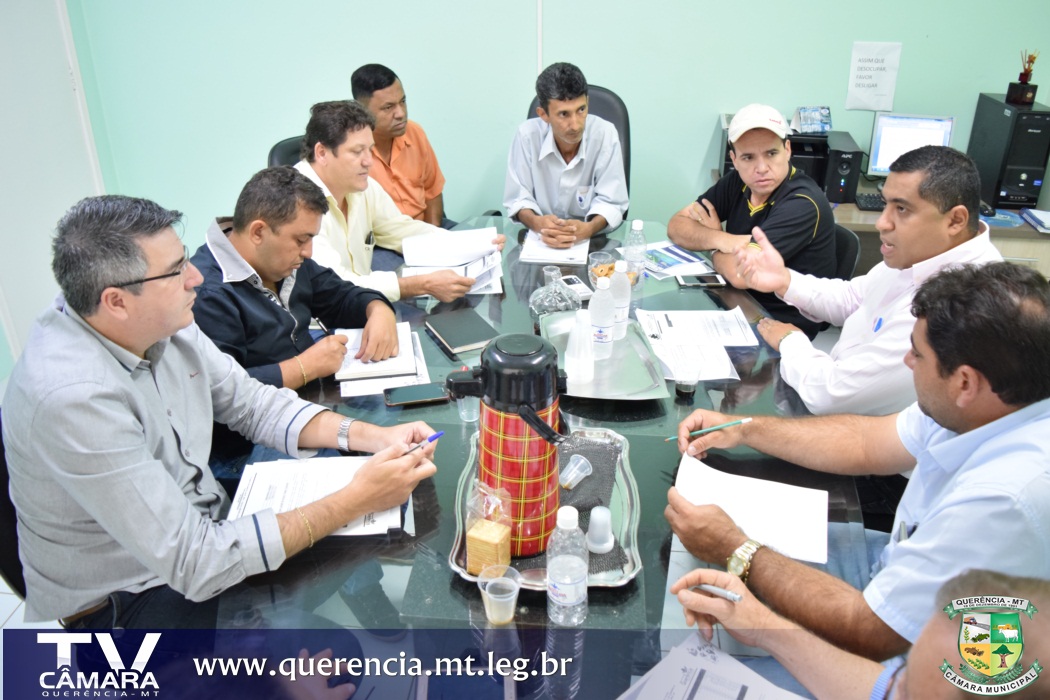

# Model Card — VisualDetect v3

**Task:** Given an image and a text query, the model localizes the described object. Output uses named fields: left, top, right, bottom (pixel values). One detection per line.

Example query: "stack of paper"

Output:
left=340, top=332, right=431, bottom=398
left=401, top=227, right=504, bottom=294
left=229, top=456, right=402, bottom=537
left=635, top=307, right=759, bottom=381
left=674, top=454, right=828, bottom=563
left=335, top=322, right=417, bottom=381
left=614, top=240, right=713, bottom=280
left=518, top=230, right=590, bottom=265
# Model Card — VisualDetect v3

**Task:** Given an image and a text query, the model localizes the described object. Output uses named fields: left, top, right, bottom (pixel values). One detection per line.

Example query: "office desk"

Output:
left=214, top=219, right=866, bottom=695
left=835, top=186, right=1050, bottom=276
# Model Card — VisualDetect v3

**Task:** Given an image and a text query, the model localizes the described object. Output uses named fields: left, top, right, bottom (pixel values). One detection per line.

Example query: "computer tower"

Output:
left=824, top=132, right=863, bottom=204
left=967, top=93, right=1050, bottom=208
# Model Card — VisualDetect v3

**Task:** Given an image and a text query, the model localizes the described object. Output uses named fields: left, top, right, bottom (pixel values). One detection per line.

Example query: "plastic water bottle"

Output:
left=588, top=277, right=614, bottom=360
left=564, top=309, right=595, bottom=387
left=624, top=219, right=647, bottom=284
left=610, top=260, right=631, bottom=340
left=547, top=506, right=589, bottom=626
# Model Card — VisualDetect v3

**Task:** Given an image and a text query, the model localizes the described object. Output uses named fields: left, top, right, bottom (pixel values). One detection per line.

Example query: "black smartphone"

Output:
left=384, top=383, right=451, bottom=407
left=676, top=273, right=726, bottom=287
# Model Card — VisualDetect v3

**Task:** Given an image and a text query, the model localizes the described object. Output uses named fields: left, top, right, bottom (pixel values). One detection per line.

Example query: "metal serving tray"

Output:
left=449, top=428, right=642, bottom=591
left=540, top=311, right=669, bottom=400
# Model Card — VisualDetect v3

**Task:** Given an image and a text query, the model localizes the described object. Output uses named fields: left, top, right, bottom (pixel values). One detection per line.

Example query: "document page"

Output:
left=674, top=454, right=828, bottom=563
left=635, top=309, right=742, bottom=381
left=401, top=227, right=499, bottom=267
left=638, top=307, right=758, bottom=347
left=229, top=457, right=401, bottom=536
left=401, top=250, right=504, bottom=295
left=340, top=332, right=431, bottom=398
left=335, top=322, right=416, bottom=381
left=518, top=230, right=589, bottom=265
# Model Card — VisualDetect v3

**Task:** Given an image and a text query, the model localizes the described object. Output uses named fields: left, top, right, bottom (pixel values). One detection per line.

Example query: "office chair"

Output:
left=527, top=85, right=632, bottom=194
left=833, top=224, right=862, bottom=280
left=0, top=410, right=27, bottom=599
left=268, top=136, right=305, bottom=167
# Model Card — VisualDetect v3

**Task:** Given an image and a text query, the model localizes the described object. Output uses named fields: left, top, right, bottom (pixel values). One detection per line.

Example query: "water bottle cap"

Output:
left=631, top=219, right=643, bottom=231
left=614, top=260, right=627, bottom=272
left=595, top=277, right=610, bottom=289
left=557, top=506, right=579, bottom=530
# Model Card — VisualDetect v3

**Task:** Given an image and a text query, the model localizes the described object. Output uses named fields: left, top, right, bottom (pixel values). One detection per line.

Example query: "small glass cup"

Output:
left=477, top=565, right=521, bottom=625
left=675, top=363, right=702, bottom=399
left=457, top=395, right=480, bottom=422
left=588, top=251, right=615, bottom=287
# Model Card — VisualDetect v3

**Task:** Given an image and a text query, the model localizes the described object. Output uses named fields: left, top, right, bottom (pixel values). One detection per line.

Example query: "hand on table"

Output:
left=756, top=318, right=801, bottom=352
left=670, top=568, right=779, bottom=649
left=357, top=301, right=398, bottom=362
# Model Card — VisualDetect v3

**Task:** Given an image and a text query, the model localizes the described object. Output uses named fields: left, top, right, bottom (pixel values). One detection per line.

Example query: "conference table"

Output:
left=213, top=218, right=868, bottom=697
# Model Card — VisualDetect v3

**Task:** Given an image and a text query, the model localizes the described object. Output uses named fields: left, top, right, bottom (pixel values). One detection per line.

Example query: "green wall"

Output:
left=66, top=0, right=1050, bottom=251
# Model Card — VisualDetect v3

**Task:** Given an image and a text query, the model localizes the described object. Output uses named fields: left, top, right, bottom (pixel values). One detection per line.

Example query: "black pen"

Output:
left=314, top=318, right=331, bottom=335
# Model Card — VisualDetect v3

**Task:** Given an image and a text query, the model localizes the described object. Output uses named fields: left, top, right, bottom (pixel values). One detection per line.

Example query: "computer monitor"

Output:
left=867, top=113, right=955, bottom=177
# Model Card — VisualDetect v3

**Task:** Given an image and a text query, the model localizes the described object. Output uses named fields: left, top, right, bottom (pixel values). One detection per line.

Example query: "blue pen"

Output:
left=406, top=431, right=444, bottom=454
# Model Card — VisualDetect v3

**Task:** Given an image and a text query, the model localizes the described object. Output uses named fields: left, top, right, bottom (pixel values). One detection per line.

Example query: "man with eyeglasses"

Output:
left=2, top=194, right=437, bottom=628
left=191, top=166, right=400, bottom=478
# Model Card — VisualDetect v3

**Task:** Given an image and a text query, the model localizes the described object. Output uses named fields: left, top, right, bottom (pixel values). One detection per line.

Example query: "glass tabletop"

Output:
left=215, top=217, right=867, bottom=693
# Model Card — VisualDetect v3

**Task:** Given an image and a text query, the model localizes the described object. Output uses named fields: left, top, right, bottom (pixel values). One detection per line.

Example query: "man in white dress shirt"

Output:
left=738, top=146, right=1002, bottom=416
left=503, top=62, right=628, bottom=249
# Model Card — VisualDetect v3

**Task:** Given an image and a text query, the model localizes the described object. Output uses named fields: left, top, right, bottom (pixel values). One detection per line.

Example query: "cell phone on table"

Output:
left=383, top=383, right=450, bottom=407
left=560, top=274, right=593, bottom=300
left=676, top=273, right=726, bottom=288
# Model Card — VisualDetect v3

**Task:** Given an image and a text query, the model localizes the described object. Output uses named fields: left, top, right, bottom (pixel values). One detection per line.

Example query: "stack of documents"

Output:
left=339, top=331, right=431, bottom=398
left=518, top=230, right=590, bottom=265
left=229, top=456, right=402, bottom=537
left=401, top=227, right=504, bottom=294
left=335, top=322, right=417, bottom=381
left=635, top=307, right=758, bottom=381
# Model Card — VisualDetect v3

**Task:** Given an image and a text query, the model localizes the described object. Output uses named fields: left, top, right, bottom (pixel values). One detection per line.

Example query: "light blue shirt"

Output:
left=503, top=113, right=628, bottom=233
left=863, top=399, right=1050, bottom=642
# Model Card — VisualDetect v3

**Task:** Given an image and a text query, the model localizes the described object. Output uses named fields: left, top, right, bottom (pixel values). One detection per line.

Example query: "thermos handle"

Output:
left=518, top=403, right=566, bottom=445
left=445, top=368, right=483, bottom=399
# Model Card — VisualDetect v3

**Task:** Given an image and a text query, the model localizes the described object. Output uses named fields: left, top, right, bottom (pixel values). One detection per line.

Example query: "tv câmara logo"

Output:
left=940, top=595, right=1042, bottom=695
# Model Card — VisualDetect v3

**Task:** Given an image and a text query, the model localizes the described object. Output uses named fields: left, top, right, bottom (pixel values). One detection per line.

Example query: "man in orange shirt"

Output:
left=352, top=64, right=453, bottom=229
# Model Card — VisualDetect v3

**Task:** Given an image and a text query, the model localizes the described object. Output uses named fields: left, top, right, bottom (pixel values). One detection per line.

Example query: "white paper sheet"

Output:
left=674, top=454, right=828, bottom=563
left=335, top=322, right=416, bottom=381
left=518, top=230, right=589, bottom=265
left=401, top=250, right=504, bottom=295
left=401, top=226, right=499, bottom=267
left=340, top=332, right=431, bottom=398
left=229, top=457, right=401, bottom=536
left=618, top=629, right=804, bottom=700
left=637, top=307, right=759, bottom=347
left=845, top=41, right=902, bottom=111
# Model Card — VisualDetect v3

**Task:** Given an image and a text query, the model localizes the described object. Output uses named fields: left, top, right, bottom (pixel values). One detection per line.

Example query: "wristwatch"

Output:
left=726, top=539, right=763, bottom=585
left=336, top=417, right=356, bottom=453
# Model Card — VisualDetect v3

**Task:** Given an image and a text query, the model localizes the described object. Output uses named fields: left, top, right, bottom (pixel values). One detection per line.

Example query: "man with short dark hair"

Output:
left=503, top=62, right=628, bottom=248
left=191, top=166, right=400, bottom=474
left=2, top=195, right=437, bottom=627
left=351, top=64, right=451, bottom=228
left=295, top=101, right=503, bottom=302
left=666, top=262, right=1050, bottom=661
left=737, top=146, right=1002, bottom=415
left=668, top=103, right=836, bottom=338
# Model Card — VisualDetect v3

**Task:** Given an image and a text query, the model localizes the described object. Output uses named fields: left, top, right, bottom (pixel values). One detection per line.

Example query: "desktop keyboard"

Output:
left=854, top=192, right=886, bottom=211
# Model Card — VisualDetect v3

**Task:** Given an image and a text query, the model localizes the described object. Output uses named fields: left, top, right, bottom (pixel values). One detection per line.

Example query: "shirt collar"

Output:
left=538, top=117, right=588, bottom=166
left=923, top=396, right=1050, bottom=475
left=909, top=221, right=992, bottom=285
left=294, top=159, right=341, bottom=205
left=205, top=218, right=262, bottom=285
left=59, top=296, right=166, bottom=372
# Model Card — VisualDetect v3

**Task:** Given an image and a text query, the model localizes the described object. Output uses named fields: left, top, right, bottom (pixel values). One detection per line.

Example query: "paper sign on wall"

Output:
left=846, top=41, right=902, bottom=111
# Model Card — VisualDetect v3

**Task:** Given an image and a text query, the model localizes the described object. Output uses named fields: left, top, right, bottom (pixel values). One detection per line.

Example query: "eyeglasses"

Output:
left=111, top=245, right=191, bottom=289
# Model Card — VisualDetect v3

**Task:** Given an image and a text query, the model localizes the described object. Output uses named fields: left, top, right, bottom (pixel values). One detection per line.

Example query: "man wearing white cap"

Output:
left=668, top=104, right=835, bottom=338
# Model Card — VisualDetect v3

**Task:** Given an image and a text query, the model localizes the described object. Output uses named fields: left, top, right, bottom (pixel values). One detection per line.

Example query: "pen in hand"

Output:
left=691, top=584, right=742, bottom=603
left=314, top=318, right=331, bottom=335
left=665, top=417, right=753, bottom=442
left=405, top=431, right=444, bottom=454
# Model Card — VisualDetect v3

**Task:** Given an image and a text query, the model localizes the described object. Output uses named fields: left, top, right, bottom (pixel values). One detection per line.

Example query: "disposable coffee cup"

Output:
left=457, top=395, right=481, bottom=422
left=477, top=565, right=521, bottom=625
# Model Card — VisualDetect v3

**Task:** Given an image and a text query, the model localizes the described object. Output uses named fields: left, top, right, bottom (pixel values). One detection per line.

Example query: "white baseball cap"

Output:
left=728, top=104, right=790, bottom=143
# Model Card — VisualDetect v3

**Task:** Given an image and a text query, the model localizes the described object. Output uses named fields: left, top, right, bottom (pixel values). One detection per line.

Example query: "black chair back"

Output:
left=0, top=410, right=27, bottom=599
left=834, top=224, right=862, bottom=280
left=527, top=85, right=631, bottom=193
left=268, top=136, right=305, bottom=167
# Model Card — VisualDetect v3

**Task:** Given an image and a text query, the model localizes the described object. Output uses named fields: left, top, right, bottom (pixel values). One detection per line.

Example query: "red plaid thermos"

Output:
left=447, top=335, right=567, bottom=557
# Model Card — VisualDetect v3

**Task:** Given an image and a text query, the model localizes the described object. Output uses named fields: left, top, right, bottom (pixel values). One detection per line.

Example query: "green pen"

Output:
left=665, top=417, right=753, bottom=442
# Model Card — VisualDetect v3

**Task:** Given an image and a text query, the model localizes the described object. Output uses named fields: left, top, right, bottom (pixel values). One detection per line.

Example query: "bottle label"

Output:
left=614, top=305, right=629, bottom=323
left=592, top=324, right=612, bottom=344
left=548, top=578, right=587, bottom=606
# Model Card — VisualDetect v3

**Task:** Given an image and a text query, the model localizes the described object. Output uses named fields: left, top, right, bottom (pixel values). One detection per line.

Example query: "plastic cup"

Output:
left=587, top=505, right=614, bottom=554
left=588, top=252, right=615, bottom=287
left=457, top=395, right=480, bottom=422
left=559, top=454, right=593, bottom=490
left=675, top=363, right=702, bottom=399
left=477, top=565, right=521, bottom=625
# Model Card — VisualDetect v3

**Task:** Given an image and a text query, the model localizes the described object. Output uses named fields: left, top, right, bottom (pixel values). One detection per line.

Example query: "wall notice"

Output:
left=846, top=41, right=902, bottom=111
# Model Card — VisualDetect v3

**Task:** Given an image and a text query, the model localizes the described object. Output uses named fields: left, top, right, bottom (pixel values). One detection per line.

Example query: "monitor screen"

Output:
left=867, top=113, right=955, bottom=177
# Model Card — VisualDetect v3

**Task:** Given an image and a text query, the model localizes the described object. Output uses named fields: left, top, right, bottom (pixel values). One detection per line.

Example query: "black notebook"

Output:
left=424, top=308, right=499, bottom=354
